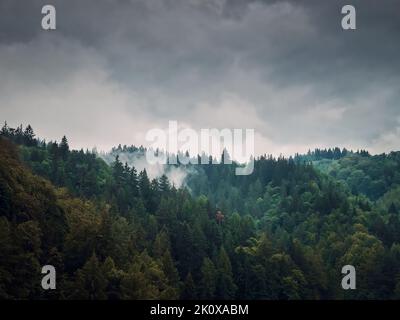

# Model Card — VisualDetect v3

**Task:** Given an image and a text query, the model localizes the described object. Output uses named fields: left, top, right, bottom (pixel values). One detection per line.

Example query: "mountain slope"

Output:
left=2, top=124, right=400, bottom=299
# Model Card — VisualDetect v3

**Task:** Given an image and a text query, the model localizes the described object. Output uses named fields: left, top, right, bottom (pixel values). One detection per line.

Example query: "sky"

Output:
left=0, top=0, right=399, bottom=156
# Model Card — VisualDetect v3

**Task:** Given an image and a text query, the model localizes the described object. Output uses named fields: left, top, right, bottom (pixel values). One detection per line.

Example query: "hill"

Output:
left=1, top=123, right=400, bottom=299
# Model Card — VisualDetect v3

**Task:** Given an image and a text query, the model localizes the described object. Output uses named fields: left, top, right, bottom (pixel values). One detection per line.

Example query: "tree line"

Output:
left=1, top=123, right=400, bottom=299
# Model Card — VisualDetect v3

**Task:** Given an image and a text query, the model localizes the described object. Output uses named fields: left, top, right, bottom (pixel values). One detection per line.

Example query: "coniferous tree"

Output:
left=199, top=257, right=217, bottom=299
left=181, top=273, right=197, bottom=300
left=59, top=135, right=69, bottom=160
left=161, top=249, right=180, bottom=288
left=159, top=174, right=170, bottom=194
left=23, top=125, right=36, bottom=146
left=73, top=253, right=108, bottom=300
left=215, top=247, right=237, bottom=299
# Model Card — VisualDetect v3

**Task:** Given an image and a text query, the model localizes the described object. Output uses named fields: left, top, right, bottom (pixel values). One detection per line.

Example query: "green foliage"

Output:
left=2, top=124, right=400, bottom=300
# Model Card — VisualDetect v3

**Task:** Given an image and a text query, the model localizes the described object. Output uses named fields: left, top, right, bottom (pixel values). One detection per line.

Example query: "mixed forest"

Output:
left=1, top=123, right=400, bottom=300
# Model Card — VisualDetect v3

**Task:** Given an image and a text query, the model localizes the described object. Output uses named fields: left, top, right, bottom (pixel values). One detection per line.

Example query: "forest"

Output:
left=1, top=122, right=400, bottom=300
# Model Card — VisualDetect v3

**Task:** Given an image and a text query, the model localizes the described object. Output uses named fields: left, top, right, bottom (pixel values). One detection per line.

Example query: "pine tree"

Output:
left=23, top=125, right=36, bottom=146
left=161, top=249, right=180, bottom=287
left=181, top=273, right=197, bottom=299
left=59, top=135, right=69, bottom=160
left=159, top=174, right=170, bottom=194
left=102, top=257, right=123, bottom=300
left=153, top=229, right=171, bottom=258
left=156, top=198, right=177, bottom=227
left=73, top=253, right=108, bottom=300
left=0, top=121, right=9, bottom=137
left=128, top=166, right=139, bottom=196
left=12, top=125, right=23, bottom=144
left=200, top=257, right=217, bottom=299
left=215, top=247, right=237, bottom=299
left=97, top=209, right=113, bottom=260
left=112, top=155, right=124, bottom=184
left=139, top=169, right=152, bottom=211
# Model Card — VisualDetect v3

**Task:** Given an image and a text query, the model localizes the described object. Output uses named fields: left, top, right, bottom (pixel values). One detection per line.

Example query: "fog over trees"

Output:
left=1, top=124, right=400, bottom=299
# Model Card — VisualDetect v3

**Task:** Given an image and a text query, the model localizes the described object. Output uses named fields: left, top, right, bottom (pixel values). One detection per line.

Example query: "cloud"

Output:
left=370, top=118, right=400, bottom=154
left=0, top=34, right=158, bottom=151
left=0, top=0, right=400, bottom=156
left=100, top=149, right=193, bottom=188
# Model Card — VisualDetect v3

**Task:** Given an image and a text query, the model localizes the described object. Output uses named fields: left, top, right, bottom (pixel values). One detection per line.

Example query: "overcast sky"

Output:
left=0, top=0, right=399, bottom=155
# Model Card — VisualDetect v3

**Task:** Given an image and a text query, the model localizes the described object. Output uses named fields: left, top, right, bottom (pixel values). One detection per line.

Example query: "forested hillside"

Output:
left=1, top=123, right=400, bottom=299
left=306, top=151, right=400, bottom=201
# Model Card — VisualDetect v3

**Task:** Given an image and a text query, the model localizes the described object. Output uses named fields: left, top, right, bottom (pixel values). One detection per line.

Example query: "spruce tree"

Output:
left=215, top=247, right=237, bottom=299
left=200, top=257, right=217, bottom=299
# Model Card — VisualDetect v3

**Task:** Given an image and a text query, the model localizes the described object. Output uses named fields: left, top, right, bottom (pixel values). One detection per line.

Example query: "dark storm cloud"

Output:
left=0, top=0, right=399, bottom=154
